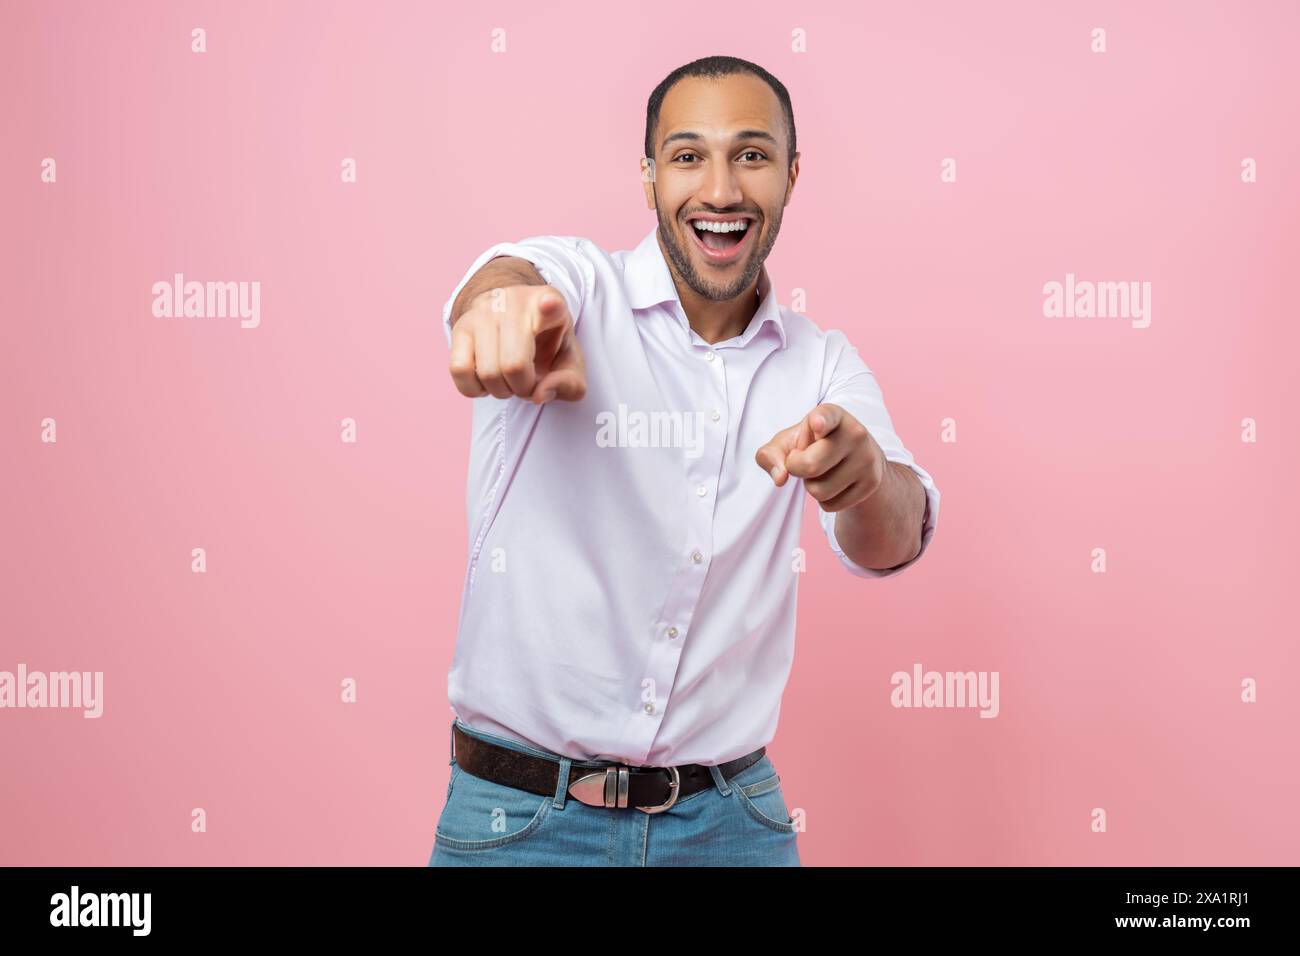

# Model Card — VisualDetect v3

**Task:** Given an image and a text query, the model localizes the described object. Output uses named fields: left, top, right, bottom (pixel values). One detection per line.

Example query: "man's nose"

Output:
left=701, top=160, right=743, bottom=208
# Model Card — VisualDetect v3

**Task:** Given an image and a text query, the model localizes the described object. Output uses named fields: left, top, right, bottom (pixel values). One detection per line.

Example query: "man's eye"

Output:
left=674, top=151, right=765, bottom=163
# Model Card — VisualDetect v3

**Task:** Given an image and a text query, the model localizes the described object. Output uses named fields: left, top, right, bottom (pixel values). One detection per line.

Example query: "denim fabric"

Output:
left=428, top=718, right=800, bottom=866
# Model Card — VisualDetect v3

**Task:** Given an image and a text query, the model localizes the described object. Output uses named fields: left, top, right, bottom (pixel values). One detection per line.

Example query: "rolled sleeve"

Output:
left=816, top=331, right=940, bottom=579
left=440, top=235, right=594, bottom=348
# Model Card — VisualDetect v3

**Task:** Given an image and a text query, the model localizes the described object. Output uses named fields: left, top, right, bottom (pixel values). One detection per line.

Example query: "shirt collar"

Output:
left=624, top=226, right=788, bottom=349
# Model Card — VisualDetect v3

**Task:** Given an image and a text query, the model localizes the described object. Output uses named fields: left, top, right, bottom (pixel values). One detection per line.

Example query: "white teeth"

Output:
left=691, top=219, right=749, bottom=233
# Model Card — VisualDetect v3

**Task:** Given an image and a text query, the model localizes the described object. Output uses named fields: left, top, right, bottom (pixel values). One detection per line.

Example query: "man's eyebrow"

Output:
left=660, top=129, right=780, bottom=151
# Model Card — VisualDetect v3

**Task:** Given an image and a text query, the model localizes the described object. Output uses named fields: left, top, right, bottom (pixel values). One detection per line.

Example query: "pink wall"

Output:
left=2, top=0, right=1296, bottom=865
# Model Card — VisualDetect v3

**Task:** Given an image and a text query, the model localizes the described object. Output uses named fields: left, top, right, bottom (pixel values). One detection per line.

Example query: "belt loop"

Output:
left=553, top=757, right=572, bottom=809
left=708, top=764, right=732, bottom=796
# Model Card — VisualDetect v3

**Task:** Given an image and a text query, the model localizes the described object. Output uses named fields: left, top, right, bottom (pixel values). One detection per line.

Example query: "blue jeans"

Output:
left=428, top=719, right=801, bottom=866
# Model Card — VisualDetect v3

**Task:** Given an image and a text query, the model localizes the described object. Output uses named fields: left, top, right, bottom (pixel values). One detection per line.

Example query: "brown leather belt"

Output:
left=452, top=723, right=765, bottom=814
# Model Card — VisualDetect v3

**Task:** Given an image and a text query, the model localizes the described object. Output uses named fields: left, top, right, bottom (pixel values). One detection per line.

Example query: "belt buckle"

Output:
left=567, top=763, right=681, bottom=814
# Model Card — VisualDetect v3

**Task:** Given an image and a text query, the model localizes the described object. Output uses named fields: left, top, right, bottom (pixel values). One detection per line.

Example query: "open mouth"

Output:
left=686, top=216, right=756, bottom=265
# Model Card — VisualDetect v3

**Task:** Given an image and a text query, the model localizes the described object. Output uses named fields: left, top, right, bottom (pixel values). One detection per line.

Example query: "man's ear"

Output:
left=641, top=157, right=656, bottom=210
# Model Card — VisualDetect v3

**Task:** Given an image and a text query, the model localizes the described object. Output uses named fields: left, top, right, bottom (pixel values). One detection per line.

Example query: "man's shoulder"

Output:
left=775, top=305, right=857, bottom=354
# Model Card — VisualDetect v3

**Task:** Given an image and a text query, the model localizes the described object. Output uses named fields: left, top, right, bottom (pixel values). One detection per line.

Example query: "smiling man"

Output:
left=430, top=55, right=940, bottom=867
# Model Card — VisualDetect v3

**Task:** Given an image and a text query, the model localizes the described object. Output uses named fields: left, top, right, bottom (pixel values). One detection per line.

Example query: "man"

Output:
left=429, top=55, right=939, bottom=867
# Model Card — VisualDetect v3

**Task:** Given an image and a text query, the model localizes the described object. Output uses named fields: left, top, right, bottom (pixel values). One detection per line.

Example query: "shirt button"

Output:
left=667, top=626, right=679, bottom=638
left=696, top=484, right=707, bottom=497
left=704, top=351, right=715, bottom=362
left=643, top=702, right=655, bottom=715
left=710, top=409, right=721, bottom=421
left=691, top=550, right=703, bottom=564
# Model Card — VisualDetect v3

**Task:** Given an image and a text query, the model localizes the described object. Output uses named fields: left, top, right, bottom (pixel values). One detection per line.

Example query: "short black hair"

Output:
left=644, top=56, right=796, bottom=169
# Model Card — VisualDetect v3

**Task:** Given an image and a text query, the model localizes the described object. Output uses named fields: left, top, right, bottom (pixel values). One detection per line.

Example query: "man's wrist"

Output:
left=834, top=461, right=922, bottom=570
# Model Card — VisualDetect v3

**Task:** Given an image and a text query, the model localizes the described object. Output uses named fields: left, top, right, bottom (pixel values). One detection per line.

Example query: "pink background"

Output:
left=2, top=0, right=1297, bottom=865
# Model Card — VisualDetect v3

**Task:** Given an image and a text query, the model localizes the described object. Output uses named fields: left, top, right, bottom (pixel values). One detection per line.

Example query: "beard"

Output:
left=654, top=190, right=783, bottom=303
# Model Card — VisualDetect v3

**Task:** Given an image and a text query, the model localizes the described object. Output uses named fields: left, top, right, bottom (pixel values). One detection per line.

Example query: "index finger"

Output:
left=531, top=290, right=571, bottom=336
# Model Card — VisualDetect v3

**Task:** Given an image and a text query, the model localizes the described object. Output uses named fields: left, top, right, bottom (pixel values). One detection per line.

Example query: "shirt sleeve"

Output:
left=440, top=235, right=595, bottom=348
left=814, top=330, right=940, bottom=579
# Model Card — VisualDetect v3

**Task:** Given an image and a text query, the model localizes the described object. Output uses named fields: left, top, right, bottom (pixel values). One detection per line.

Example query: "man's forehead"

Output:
left=658, top=76, right=782, bottom=144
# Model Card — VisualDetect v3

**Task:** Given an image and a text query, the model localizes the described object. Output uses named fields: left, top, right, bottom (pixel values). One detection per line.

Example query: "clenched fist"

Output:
left=754, top=403, right=886, bottom=511
left=449, top=285, right=586, bottom=403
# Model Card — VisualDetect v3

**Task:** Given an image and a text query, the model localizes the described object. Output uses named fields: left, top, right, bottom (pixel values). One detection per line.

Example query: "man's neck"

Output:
left=674, top=276, right=761, bottom=346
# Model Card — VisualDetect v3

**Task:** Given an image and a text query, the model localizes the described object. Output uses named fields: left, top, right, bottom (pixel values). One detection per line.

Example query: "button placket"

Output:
left=626, top=348, right=727, bottom=764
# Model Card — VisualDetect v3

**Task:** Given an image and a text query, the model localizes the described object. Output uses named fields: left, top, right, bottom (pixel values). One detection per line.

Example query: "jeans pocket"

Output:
left=734, top=771, right=797, bottom=834
left=434, top=766, right=553, bottom=851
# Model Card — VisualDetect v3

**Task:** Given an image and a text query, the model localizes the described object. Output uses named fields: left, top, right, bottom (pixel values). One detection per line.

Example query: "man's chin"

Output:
left=695, top=258, right=757, bottom=300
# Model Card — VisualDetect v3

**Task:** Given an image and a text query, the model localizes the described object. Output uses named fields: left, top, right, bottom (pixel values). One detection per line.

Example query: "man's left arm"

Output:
left=754, top=331, right=940, bottom=578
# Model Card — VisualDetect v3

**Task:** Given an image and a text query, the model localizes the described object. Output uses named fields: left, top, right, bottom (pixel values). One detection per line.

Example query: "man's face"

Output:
left=644, top=73, right=799, bottom=303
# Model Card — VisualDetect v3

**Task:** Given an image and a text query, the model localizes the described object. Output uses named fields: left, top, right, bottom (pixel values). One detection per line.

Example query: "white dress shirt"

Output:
left=440, top=226, right=939, bottom=766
